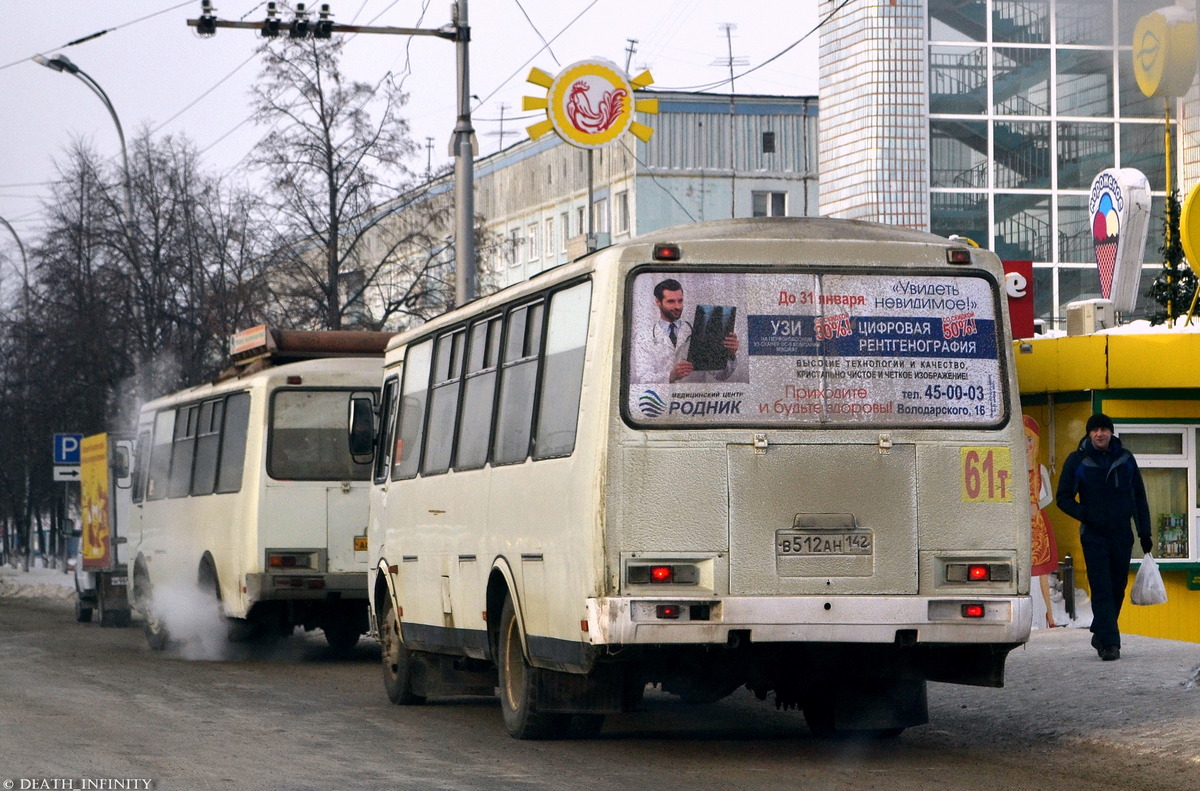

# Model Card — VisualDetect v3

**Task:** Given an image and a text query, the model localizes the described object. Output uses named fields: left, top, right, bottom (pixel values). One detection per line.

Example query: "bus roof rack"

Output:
left=219, top=324, right=393, bottom=379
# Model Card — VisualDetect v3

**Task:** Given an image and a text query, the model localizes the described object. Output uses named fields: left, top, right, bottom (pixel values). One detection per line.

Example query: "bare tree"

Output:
left=249, top=37, right=417, bottom=330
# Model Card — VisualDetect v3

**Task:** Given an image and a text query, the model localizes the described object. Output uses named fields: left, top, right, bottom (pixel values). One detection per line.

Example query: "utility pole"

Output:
left=0, top=215, right=32, bottom=570
left=190, top=0, right=477, bottom=306
left=485, top=103, right=514, bottom=151
left=624, top=38, right=638, bottom=72
left=712, top=23, right=746, bottom=219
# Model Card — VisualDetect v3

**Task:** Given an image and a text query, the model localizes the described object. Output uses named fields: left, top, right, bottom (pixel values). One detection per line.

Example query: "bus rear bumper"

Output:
left=586, top=595, right=1032, bottom=646
left=245, top=572, right=368, bottom=602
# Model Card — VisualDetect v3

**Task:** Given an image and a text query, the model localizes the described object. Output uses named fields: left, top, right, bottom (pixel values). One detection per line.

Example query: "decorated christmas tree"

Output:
left=1146, top=189, right=1197, bottom=325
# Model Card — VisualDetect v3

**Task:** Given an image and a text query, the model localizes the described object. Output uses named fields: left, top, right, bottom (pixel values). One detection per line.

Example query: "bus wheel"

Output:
left=324, top=620, right=361, bottom=652
left=143, top=608, right=171, bottom=651
left=381, top=607, right=424, bottom=705
left=137, top=572, right=171, bottom=651
left=497, top=597, right=569, bottom=740
left=803, top=700, right=836, bottom=738
left=570, top=714, right=606, bottom=739
left=75, top=599, right=93, bottom=623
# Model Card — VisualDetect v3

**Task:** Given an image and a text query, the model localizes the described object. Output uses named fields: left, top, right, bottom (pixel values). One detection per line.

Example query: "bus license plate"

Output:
left=776, top=530, right=872, bottom=556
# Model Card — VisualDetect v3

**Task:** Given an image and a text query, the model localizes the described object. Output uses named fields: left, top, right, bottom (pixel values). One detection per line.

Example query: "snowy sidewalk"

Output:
left=935, top=625, right=1200, bottom=765
left=0, top=559, right=78, bottom=601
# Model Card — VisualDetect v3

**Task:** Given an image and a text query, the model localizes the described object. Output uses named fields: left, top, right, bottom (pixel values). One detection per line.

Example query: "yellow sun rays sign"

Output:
left=523, top=58, right=658, bottom=149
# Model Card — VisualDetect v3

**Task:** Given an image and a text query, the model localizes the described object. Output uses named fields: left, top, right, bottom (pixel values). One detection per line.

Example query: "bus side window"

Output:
left=215, top=392, right=251, bottom=494
left=393, top=339, right=433, bottom=480
left=493, top=300, right=545, bottom=465
left=168, top=404, right=200, bottom=498
left=145, top=409, right=176, bottom=501
left=422, top=329, right=466, bottom=475
left=373, top=377, right=399, bottom=483
left=533, top=281, right=592, bottom=460
left=191, top=398, right=224, bottom=496
left=456, top=315, right=502, bottom=470
left=131, top=430, right=151, bottom=503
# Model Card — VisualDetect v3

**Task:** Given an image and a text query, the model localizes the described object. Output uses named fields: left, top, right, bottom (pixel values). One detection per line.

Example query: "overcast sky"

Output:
left=0, top=0, right=818, bottom=251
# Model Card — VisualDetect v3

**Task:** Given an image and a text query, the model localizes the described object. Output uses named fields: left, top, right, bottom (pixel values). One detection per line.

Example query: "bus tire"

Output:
left=143, top=609, right=171, bottom=651
left=803, top=699, right=836, bottom=738
left=497, top=597, right=569, bottom=740
left=75, top=599, right=93, bottom=623
left=136, top=570, right=171, bottom=651
left=324, top=620, right=361, bottom=651
left=570, top=714, right=606, bottom=739
left=380, top=607, right=424, bottom=705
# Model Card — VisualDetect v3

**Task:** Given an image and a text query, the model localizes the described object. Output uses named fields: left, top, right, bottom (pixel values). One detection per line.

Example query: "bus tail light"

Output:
left=945, top=562, right=1012, bottom=583
left=961, top=603, right=985, bottom=618
left=656, top=604, right=681, bottom=619
left=627, top=563, right=699, bottom=585
left=268, top=551, right=317, bottom=570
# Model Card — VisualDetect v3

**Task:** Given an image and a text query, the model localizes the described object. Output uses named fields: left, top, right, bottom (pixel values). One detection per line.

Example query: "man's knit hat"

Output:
left=1086, top=413, right=1115, bottom=433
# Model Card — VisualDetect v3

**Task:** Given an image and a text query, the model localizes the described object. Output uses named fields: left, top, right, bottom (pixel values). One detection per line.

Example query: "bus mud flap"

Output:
left=914, top=642, right=1020, bottom=687
left=535, top=663, right=626, bottom=714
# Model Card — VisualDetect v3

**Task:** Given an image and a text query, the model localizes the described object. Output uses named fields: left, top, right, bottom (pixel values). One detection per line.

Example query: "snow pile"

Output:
left=0, top=560, right=78, bottom=601
left=1030, top=570, right=1093, bottom=631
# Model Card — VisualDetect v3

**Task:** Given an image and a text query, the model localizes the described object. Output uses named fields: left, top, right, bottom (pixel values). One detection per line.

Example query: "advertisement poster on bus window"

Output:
left=626, top=269, right=1006, bottom=427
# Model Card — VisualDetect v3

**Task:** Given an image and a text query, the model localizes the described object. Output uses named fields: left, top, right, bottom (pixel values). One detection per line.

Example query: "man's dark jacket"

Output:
left=1055, top=434, right=1151, bottom=539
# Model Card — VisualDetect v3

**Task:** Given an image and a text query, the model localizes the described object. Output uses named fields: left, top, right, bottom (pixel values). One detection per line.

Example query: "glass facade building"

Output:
left=821, top=0, right=1177, bottom=328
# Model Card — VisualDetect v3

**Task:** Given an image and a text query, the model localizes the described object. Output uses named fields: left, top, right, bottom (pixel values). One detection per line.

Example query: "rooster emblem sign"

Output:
left=524, top=58, right=657, bottom=149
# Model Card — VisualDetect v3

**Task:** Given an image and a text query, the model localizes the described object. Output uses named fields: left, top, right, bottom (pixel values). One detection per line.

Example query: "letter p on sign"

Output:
left=53, top=433, right=84, bottom=465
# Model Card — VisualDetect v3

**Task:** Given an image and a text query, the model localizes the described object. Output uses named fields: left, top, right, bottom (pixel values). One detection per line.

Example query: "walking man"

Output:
left=1055, top=413, right=1152, bottom=661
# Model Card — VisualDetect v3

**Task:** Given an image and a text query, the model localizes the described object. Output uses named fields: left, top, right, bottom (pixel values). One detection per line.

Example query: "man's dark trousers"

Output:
left=1081, top=527, right=1135, bottom=648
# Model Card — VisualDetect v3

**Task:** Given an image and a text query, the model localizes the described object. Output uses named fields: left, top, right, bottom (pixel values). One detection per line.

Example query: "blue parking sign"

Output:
left=53, top=433, right=83, bottom=465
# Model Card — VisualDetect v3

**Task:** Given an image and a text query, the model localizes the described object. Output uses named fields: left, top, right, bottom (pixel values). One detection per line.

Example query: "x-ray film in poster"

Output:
left=688, top=305, right=737, bottom=371
left=626, top=269, right=1006, bottom=427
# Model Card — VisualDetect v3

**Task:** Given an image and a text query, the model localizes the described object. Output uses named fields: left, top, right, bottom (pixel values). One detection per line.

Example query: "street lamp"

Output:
left=32, top=54, right=135, bottom=223
left=0, top=215, right=32, bottom=570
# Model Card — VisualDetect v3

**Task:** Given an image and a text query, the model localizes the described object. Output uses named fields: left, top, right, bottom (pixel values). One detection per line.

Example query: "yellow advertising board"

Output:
left=1132, top=7, right=1198, bottom=99
left=80, top=433, right=112, bottom=571
left=523, top=58, right=658, bottom=149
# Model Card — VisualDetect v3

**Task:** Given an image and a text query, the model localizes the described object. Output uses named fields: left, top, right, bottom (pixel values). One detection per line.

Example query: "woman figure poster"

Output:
left=1024, top=415, right=1059, bottom=627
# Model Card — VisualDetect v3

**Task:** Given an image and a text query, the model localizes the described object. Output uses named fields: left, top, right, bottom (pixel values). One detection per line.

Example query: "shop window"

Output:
left=1118, top=426, right=1192, bottom=561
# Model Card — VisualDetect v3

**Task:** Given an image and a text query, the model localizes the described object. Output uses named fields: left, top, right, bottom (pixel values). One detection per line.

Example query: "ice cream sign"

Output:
left=524, top=59, right=658, bottom=149
left=1089, top=168, right=1150, bottom=313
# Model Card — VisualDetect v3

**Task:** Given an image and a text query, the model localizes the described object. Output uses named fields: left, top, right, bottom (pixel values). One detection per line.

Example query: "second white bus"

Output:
left=129, top=328, right=387, bottom=651
left=355, top=217, right=1033, bottom=738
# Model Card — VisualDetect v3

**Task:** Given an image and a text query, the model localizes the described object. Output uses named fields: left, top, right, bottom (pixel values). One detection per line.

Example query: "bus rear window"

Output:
left=269, top=389, right=374, bottom=480
left=624, top=269, right=1007, bottom=428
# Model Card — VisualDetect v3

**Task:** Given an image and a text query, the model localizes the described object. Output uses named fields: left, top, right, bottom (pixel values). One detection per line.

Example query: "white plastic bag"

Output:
left=1131, top=553, right=1168, bottom=606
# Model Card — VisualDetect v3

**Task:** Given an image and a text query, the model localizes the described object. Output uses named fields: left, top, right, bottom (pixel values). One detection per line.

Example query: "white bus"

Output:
left=354, top=217, right=1032, bottom=738
left=129, top=327, right=388, bottom=651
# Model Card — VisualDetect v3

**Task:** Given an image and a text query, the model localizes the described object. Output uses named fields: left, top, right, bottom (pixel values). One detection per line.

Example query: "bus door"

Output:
left=727, top=441, right=918, bottom=596
left=327, top=483, right=369, bottom=572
